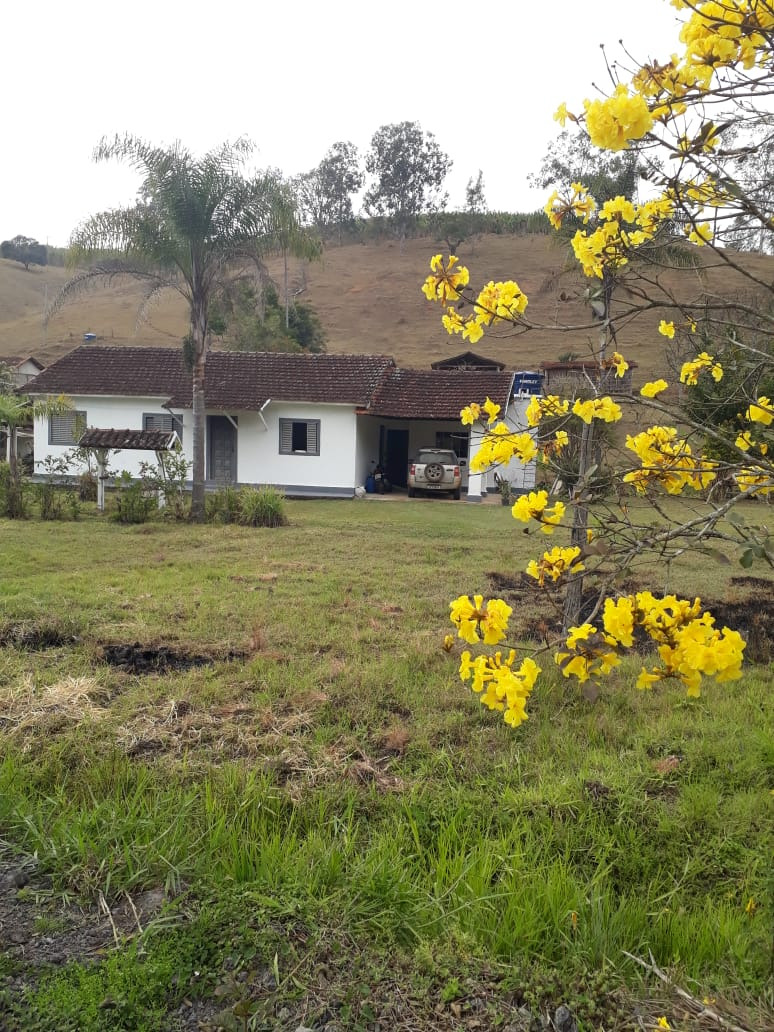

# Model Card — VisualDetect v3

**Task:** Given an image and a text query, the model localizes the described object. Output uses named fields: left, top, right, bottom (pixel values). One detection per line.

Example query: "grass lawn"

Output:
left=0, top=499, right=772, bottom=1031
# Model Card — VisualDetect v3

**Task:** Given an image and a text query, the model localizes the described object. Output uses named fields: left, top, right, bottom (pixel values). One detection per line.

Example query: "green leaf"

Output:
left=739, top=549, right=754, bottom=569
left=702, top=548, right=731, bottom=565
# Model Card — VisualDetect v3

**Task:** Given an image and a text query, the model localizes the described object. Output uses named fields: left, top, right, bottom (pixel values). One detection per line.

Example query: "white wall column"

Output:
left=466, top=426, right=484, bottom=502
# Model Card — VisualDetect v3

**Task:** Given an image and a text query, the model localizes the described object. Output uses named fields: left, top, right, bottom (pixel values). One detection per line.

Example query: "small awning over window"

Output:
left=78, top=428, right=179, bottom=451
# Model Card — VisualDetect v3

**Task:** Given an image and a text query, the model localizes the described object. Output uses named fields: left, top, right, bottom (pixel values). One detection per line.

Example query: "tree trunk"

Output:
left=189, top=302, right=208, bottom=523
left=562, top=418, right=593, bottom=633
left=284, top=250, right=290, bottom=330
left=7, top=425, right=21, bottom=518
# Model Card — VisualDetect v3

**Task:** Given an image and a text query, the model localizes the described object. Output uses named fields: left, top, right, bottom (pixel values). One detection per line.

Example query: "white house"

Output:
left=24, top=346, right=538, bottom=500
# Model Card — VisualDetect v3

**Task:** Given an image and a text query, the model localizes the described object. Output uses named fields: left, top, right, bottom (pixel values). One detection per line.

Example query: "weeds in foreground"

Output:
left=0, top=501, right=771, bottom=1028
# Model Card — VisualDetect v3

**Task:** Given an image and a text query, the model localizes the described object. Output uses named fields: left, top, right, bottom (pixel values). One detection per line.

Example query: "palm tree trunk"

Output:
left=190, top=303, right=208, bottom=522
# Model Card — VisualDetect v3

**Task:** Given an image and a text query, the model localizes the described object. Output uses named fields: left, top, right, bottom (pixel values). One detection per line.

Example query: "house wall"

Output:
left=466, top=396, right=537, bottom=497
left=355, top=415, right=381, bottom=487
left=33, top=395, right=191, bottom=477
left=499, top=397, right=537, bottom=491
left=237, top=402, right=358, bottom=496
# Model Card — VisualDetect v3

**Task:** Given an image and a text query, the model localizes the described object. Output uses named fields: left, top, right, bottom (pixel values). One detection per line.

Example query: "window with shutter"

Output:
left=49, top=411, right=86, bottom=446
left=143, top=412, right=183, bottom=444
left=279, top=419, right=320, bottom=456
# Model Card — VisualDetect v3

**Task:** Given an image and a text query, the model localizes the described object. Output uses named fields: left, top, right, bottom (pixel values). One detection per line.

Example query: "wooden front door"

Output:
left=207, top=415, right=237, bottom=484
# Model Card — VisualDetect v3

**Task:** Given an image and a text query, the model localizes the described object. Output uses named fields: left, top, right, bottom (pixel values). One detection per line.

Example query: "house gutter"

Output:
left=258, top=398, right=271, bottom=432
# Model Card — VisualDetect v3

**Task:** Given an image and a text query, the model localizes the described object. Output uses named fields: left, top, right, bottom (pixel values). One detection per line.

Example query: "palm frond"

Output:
left=45, top=263, right=173, bottom=324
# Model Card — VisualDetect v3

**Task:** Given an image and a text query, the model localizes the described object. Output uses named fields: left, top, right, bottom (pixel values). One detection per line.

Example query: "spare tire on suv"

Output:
left=407, top=449, right=461, bottom=499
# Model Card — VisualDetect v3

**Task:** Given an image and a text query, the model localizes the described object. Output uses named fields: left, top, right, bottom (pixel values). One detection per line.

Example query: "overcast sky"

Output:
left=4, top=0, right=683, bottom=247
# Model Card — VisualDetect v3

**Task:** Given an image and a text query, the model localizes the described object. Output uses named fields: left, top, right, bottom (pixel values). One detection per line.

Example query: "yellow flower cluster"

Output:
left=641, top=379, right=669, bottom=398
left=469, top=426, right=538, bottom=472
left=735, top=467, right=773, bottom=496
left=525, top=395, right=570, bottom=428
left=421, top=254, right=470, bottom=304
left=557, top=591, right=746, bottom=696
left=676, top=0, right=774, bottom=81
left=459, top=649, right=541, bottom=727
left=540, top=429, right=570, bottom=460
left=449, top=594, right=512, bottom=646
left=511, top=490, right=566, bottom=534
left=526, top=546, right=585, bottom=587
left=544, top=182, right=597, bottom=229
left=556, top=622, right=622, bottom=683
left=624, top=425, right=717, bottom=494
left=609, top=352, right=629, bottom=377
left=746, top=396, right=774, bottom=426
left=572, top=396, right=623, bottom=424
left=475, top=280, right=529, bottom=323
left=460, top=397, right=501, bottom=426
left=659, top=320, right=675, bottom=339
left=570, top=192, right=676, bottom=278
left=583, top=85, right=655, bottom=151
left=424, top=255, right=529, bottom=345
left=737, top=424, right=770, bottom=460
left=680, top=352, right=724, bottom=385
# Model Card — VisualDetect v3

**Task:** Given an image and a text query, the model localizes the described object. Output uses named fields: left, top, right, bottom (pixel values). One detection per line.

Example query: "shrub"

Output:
left=0, top=460, right=27, bottom=519
left=35, top=456, right=81, bottom=520
left=78, top=471, right=97, bottom=502
left=112, top=471, right=157, bottom=524
left=206, top=486, right=241, bottom=524
left=139, top=451, right=191, bottom=521
left=238, top=486, right=288, bottom=528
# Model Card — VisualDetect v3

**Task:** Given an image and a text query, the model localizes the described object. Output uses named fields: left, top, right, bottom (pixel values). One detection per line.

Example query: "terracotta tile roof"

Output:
left=430, top=351, right=505, bottom=370
left=3, top=355, right=44, bottom=370
left=368, top=369, right=515, bottom=420
left=26, top=347, right=187, bottom=399
left=25, top=346, right=396, bottom=409
left=78, top=428, right=179, bottom=450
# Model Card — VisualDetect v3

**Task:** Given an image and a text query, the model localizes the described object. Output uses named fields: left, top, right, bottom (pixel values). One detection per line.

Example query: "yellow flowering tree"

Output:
left=423, top=0, right=773, bottom=727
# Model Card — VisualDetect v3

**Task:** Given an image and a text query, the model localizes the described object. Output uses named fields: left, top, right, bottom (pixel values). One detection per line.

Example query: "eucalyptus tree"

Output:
left=49, top=135, right=314, bottom=521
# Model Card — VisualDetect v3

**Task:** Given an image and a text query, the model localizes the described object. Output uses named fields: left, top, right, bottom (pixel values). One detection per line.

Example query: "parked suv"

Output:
left=407, top=449, right=461, bottom=499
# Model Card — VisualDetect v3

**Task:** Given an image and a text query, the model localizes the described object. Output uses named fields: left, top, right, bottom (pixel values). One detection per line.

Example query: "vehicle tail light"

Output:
left=409, top=464, right=416, bottom=475
left=454, top=466, right=460, bottom=477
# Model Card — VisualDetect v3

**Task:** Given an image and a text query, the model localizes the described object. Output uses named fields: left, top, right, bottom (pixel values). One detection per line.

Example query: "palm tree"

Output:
left=49, top=135, right=317, bottom=521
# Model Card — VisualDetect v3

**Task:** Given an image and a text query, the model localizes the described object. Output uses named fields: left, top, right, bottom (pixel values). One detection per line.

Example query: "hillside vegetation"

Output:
left=1, top=232, right=772, bottom=383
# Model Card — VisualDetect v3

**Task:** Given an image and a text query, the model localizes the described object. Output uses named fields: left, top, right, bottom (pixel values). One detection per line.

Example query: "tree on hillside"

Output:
left=269, top=174, right=322, bottom=328
left=48, top=135, right=316, bottom=521
left=363, top=121, right=452, bottom=243
left=1, top=236, right=47, bottom=270
left=529, top=130, right=648, bottom=213
left=295, top=141, right=364, bottom=243
left=211, top=281, right=326, bottom=354
left=465, top=170, right=487, bottom=214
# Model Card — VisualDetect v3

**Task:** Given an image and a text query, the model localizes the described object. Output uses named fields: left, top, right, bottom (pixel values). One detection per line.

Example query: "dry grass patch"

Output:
left=0, top=673, right=109, bottom=740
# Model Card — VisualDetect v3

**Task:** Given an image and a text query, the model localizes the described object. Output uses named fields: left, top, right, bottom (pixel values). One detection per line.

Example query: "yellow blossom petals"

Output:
left=641, top=379, right=669, bottom=398
left=746, top=396, right=774, bottom=426
left=659, top=320, right=675, bottom=339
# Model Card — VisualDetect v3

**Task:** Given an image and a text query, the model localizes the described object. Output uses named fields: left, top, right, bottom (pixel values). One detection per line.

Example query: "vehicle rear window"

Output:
left=416, top=450, right=457, bottom=463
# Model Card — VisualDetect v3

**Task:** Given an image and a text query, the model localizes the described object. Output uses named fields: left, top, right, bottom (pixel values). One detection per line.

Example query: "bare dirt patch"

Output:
left=101, top=642, right=247, bottom=675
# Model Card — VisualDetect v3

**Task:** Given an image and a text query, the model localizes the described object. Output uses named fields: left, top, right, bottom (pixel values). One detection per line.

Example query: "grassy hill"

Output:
left=1, top=232, right=771, bottom=384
